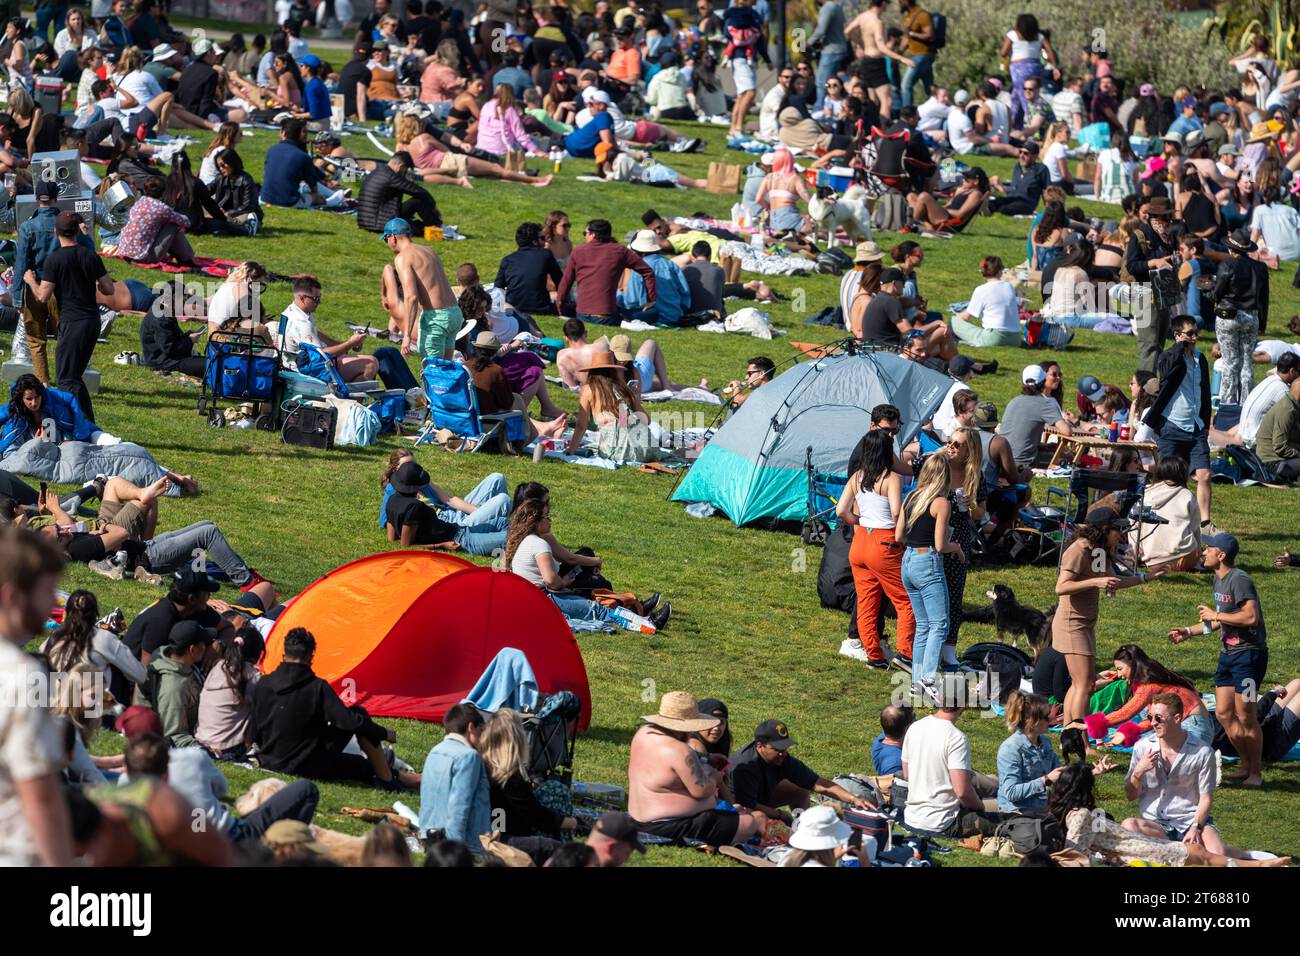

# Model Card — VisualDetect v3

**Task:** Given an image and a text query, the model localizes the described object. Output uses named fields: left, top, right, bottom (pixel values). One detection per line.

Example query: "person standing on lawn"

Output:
left=1146, top=314, right=1216, bottom=534
left=1169, top=533, right=1268, bottom=787
left=383, top=217, right=461, bottom=362
left=23, top=211, right=114, bottom=421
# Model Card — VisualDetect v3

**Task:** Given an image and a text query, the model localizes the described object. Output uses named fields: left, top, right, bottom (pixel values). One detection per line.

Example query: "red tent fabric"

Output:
left=262, top=551, right=591, bottom=727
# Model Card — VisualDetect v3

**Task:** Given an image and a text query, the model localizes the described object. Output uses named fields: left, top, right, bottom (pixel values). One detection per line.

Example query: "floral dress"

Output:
left=1065, top=808, right=1190, bottom=866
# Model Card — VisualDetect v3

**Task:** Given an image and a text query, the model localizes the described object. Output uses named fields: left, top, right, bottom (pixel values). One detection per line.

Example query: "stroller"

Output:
left=197, top=329, right=281, bottom=429
left=801, top=445, right=847, bottom=545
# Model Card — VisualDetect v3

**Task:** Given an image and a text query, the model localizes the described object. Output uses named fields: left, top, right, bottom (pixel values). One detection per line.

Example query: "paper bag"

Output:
left=706, top=161, right=741, bottom=194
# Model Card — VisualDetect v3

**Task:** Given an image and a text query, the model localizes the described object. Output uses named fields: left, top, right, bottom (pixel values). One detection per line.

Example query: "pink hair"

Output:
left=771, top=148, right=794, bottom=176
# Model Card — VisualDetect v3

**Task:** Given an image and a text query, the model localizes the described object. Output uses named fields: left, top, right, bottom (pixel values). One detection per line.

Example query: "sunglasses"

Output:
left=879, top=425, right=900, bottom=436
left=1151, top=714, right=1175, bottom=725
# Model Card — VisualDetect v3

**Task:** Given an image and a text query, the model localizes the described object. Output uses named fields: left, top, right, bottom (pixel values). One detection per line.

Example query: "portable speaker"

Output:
left=281, top=403, right=336, bottom=449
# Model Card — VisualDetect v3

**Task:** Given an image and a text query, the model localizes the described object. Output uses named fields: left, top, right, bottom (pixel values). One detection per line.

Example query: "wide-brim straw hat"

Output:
left=581, top=351, right=626, bottom=375
left=641, top=691, right=721, bottom=732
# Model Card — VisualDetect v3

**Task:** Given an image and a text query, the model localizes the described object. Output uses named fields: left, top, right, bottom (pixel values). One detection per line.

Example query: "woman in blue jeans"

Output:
left=506, top=499, right=666, bottom=633
left=896, top=454, right=964, bottom=701
left=377, top=449, right=513, bottom=556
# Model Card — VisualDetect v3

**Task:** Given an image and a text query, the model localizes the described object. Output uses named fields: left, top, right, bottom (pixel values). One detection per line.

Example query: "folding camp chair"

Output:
left=522, top=690, right=581, bottom=786
left=413, top=357, right=527, bottom=453
left=278, top=324, right=409, bottom=431
left=1044, top=468, right=1148, bottom=568
left=802, top=445, right=847, bottom=545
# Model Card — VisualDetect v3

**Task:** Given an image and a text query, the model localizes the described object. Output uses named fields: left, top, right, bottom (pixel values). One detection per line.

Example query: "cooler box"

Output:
left=34, top=76, right=64, bottom=116
left=817, top=166, right=856, bottom=191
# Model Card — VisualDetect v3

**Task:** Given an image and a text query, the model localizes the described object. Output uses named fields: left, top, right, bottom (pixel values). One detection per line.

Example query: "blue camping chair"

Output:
left=414, top=357, right=527, bottom=453
left=275, top=314, right=408, bottom=430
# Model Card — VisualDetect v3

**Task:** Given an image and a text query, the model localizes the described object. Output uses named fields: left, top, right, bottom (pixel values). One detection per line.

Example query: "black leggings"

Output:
left=160, top=355, right=207, bottom=378
left=943, top=510, right=976, bottom=648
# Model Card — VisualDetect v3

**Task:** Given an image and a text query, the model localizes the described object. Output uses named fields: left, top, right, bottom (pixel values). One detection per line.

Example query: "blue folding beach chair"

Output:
left=414, top=357, right=526, bottom=453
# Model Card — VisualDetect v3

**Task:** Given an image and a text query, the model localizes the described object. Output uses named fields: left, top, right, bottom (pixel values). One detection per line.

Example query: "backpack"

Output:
left=324, top=394, right=380, bottom=446
left=1220, top=444, right=1277, bottom=485
left=994, top=813, right=1062, bottom=854
left=816, top=246, right=854, bottom=275
left=832, top=774, right=885, bottom=808
left=930, top=12, right=947, bottom=49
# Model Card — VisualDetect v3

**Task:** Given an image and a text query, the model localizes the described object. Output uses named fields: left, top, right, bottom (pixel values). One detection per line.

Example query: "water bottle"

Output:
left=532, top=439, right=547, bottom=463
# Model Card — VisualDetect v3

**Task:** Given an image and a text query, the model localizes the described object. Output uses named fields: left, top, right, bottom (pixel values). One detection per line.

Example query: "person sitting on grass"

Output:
left=252, top=626, right=420, bottom=791
left=210, top=147, right=264, bottom=235
left=195, top=624, right=265, bottom=761
left=506, top=499, right=669, bottom=632
left=556, top=317, right=612, bottom=387
left=908, top=166, right=990, bottom=235
left=726, top=718, right=875, bottom=828
left=997, top=690, right=1112, bottom=814
left=1049, top=763, right=1288, bottom=867
left=565, top=352, right=667, bottom=464
left=394, top=111, right=553, bottom=189
left=1211, top=677, right=1300, bottom=765
left=723, top=356, right=776, bottom=408
left=276, top=275, right=379, bottom=384
left=608, top=333, right=698, bottom=395
left=135, top=620, right=215, bottom=749
left=1089, top=643, right=1214, bottom=746
left=594, top=140, right=708, bottom=189
left=481, top=708, right=577, bottom=863
left=260, top=118, right=329, bottom=208
left=1168, top=532, right=1268, bottom=787
left=464, top=330, right=568, bottom=440
left=418, top=701, right=490, bottom=847
left=628, top=691, right=768, bottom=847
left=383, top=459, right=514, bottom=556
left=114, top=176, right=195, bottom=265
left=872, top=703, right=913, bottom=776
left=139, top=280, right=207, bottom=378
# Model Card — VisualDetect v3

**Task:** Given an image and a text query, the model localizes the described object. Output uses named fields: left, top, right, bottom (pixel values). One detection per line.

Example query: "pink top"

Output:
left=407, top=138, right=446, bottom=171
left=115, top=196, right=190, bottom=261
left=475, top=100, right=537, bottom=156
left=420, top=62, right=465, bottom=103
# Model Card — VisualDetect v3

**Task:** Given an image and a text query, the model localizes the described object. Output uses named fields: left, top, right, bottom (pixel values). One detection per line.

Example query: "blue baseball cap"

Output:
left=382, top=217, right=412, bottom=239
left=1209, top=102, right=1230, bottom=117
left=1203, top=532, right=1240, bottom=563
left=299, top=53, right=322, bottom=68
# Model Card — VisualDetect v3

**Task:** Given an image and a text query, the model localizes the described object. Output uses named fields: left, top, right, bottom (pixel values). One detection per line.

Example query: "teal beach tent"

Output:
left=672, top=350, right=954, bottom=526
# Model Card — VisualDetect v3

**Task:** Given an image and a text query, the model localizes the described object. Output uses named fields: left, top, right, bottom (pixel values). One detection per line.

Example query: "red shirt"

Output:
left=556, top=240, right=657, bottom=317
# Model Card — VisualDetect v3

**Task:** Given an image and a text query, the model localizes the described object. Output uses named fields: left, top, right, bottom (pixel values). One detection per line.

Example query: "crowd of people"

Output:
left=1, top=0, right=1300, bottom=873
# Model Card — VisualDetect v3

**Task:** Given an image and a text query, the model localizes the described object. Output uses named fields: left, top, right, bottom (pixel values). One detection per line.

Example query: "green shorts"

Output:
left=419, top=304, right=463, bottom=360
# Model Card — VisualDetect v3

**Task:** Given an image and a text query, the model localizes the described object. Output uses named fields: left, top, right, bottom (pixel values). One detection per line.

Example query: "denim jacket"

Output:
left=996, top=730, right=1061, bottom=812
left=418, top=733, right=491, bottom=846
left=14, top=207, right=95, bottom=308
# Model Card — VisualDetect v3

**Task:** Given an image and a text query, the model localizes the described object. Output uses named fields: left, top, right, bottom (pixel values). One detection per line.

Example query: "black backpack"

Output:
left=815, top=246, right=854, bottom=275
left=994, top=813, right=1062, bottom=854
left=930, top=12, right=948, bottom=49
left=1221, top=444, right=1278, bottom=485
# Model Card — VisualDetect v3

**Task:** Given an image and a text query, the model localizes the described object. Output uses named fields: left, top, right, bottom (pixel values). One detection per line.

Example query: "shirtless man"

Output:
left=627, top=692, right=767, bottom=847
left=555, top=317, right=612, bottom=388
left=382, top=217, right=461, bottom=361
left=845, top=0, right=914, bottom=123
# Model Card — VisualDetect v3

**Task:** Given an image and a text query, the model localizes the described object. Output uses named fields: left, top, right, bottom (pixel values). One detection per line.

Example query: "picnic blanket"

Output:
left=720, top=240, right=818, bottom=276
left=0, top=439, right=181, bottom=494
left=101, top=253, right=244, bottom=278
left=641, top=387, right=723, bottom=405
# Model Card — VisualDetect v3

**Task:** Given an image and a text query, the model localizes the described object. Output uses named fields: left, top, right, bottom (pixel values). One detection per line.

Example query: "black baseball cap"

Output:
left=172, top=567, right=222, bottom=595
left=879, top=267, right=906, bottom=285
left=34, top=180, right=58, bottom=201
left=168, top=619, right=218, bottom=652
left=1085, top=506, right=1131, bottom=531
left=698, top=698, right=728, bottom=720
left=754, top=718, right=795, bottom=750
left=592, top=812, right=644, bottom=852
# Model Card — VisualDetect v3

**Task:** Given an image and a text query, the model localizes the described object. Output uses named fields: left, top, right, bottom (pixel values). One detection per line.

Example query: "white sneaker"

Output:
left=839, top=638, right=870, bottom=662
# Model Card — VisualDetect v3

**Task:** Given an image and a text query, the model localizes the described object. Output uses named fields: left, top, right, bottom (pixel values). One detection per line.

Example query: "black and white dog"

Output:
left=965, top=584, right=1051, bottom=650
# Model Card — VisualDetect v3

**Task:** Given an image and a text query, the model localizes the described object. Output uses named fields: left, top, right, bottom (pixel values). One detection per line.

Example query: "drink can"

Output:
left=1108, top=421, right=1119, bottom=442
left=1120, top=424, right=1131, bottom=441
left=115, top=549, right=128, bottom=570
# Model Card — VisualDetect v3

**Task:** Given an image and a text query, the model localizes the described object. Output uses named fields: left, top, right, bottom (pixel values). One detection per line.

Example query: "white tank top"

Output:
left=1006, top=31, right=1043, bottom=62
left=855, top=486, right=896, bottom=529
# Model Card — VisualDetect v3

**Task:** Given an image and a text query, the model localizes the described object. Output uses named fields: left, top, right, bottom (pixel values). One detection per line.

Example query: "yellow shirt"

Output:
left=903, top=8, right=934, bottom=56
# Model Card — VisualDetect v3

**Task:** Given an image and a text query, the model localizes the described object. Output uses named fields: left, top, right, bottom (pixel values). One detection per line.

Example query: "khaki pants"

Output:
left=21, top=296, right=59, bottom=383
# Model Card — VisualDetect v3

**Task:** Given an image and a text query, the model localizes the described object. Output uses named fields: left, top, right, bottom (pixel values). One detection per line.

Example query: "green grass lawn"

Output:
left=54, top=119, right=1300, bottom=867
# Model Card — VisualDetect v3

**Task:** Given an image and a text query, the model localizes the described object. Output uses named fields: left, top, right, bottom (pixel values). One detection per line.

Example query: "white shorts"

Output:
left=731, top=57, right=757, bottom=94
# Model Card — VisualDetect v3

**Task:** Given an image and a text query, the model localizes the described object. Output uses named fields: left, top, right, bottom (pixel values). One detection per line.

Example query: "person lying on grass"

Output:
left=380, top=453, right=511, bottom=555
left=594, top=140, right=708, bottom=189
left=0, top=374, right=123, bottom=459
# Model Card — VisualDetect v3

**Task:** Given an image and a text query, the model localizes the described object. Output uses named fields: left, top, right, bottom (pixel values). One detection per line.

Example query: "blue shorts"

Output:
left=1156, top=421, right=1211, bottom=473
left=1161, top=815, right=1215, bottom=842
left=633, top=354, right=654, bottom=393
left=1215, top=646, right=1268, bottom=694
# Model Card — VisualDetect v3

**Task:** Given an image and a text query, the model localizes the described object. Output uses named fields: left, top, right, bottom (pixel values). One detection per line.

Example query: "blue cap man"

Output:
left=382, top=217, right=412, bottom=240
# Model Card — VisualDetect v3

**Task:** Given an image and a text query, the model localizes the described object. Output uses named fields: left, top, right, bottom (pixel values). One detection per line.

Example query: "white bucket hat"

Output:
left=788, top=805, right=853, bottom=851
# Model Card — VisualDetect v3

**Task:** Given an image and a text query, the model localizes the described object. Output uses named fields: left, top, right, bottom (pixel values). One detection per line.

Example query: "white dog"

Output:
left=807, top=184, right=873, bottom=247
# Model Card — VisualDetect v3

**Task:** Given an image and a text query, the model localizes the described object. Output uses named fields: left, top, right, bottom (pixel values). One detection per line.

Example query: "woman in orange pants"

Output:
left=836, top=429, right=916, bottom=669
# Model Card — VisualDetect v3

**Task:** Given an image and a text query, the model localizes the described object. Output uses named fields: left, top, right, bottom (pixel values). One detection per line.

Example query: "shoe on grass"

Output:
left=839, top=638, right=870, bottom=662
left=891, top=653, right=913, bottom=673
left=88, top=558, right=124, bottom=581
left=649, top=602, right=672, bottom=631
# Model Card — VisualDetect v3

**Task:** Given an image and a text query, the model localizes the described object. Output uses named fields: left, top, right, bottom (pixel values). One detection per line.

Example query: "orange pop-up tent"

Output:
left=261, top=551, right=592, bottom=728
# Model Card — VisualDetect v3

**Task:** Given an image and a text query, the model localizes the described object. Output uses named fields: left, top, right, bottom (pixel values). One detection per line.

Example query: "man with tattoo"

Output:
left=628, top=692, right=767, bottom=846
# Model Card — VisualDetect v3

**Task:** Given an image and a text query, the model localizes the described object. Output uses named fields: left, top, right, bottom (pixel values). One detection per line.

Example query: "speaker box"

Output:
left=14, top=190, right=95, bottom=232
left=31, top=149, right=81, bottom=199
left=281, top=403, right=336, bottom=449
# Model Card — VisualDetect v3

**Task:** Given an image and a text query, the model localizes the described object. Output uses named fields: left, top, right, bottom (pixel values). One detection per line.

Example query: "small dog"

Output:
left=965, top=584, right=1051, bottom=650
left=1059, top=727, right=1088, bottom=764
left=807, top=184, right=873, bottom=247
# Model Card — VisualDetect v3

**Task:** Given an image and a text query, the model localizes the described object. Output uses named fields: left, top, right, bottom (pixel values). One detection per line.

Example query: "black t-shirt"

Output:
left=122, top=599, right=222, bottom=659
left=65, top=532, right=106, bottom=563
left=494, top=245, right=562, bottom=315
left=337, top=58, right=373, bottom=118
left=385, top=491, right=458, bottom=545
left=43, top=244, right=107, bottom=326
left=175, top=61, right=220, bottom=117
left=860, top=294, right=905, bottom=346
left=725, top=741, right=819, bottom=808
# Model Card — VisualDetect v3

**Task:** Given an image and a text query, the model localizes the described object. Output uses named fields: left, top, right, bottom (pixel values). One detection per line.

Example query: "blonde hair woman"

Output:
left=207, top=261, right=271, bottom=338
left=420, top=38, right=467, bottom=103
left=394, top=111, right=552, bottom=188
left=896, top=454, right=962, bottom=696
left=940, top=425, right=983, bottom=669
left=480, top=708, right=580, bottom=841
